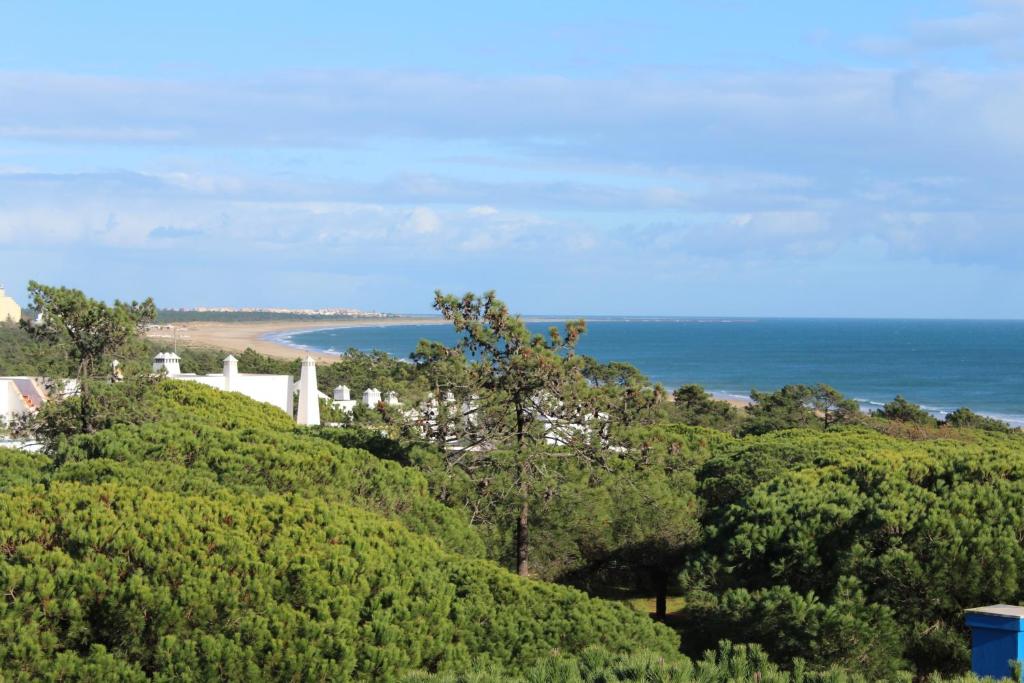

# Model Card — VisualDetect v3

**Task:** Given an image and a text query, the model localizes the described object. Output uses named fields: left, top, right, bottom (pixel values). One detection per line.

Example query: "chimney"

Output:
left=296, top=356, right=320, bottom=426
left=223, top=355, right=238, bottom=390
left=153, top=352, right=181, bottom=376
left=965, top=605, right=1024, bottom=680
left=362, top=387, right=382, bottom=407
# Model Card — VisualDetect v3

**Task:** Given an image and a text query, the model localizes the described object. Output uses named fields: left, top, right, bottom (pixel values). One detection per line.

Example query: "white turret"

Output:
left=333, top=385, right=351, bottom=401
left=223, top=355, right=238, bottom=390
left=385, top=390, right=400, bottom=406
left=362, top=387, right=382, bottom=407
left=152, top=352, right=181, bottom=376
left=296, top=356, right=320, bottom=426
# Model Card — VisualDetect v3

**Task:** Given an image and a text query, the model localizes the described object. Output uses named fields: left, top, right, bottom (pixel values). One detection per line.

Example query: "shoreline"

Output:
left=147, top=319, right=1024, bottom=426
left=147, top=319, right=759, bottom=410
left=146, top=317, right=448, bottom=362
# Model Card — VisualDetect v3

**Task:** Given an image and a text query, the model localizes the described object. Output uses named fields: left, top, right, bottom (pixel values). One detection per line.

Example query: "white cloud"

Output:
left=402, top=206, right=441, bottom=234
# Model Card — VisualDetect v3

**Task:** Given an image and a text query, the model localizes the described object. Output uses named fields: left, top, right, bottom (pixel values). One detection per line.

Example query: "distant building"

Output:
left=0, top=377, right=46, bottom=427
left=331, top=385, right=357, bottom=412
left=362, top=387, right=382, bottom=407
left=0, top=375, right=78, bottom=439
left=155, top=353, right=294, bottom=416
left=0, top=285, right=21, bottom=323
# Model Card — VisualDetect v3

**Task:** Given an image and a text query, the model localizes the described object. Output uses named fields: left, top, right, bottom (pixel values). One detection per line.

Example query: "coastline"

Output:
left=147, top=318, right=1023, bottom=426
left=146, top=317, right=448, bottom=362
left=147, top=318, right=757, bottom=410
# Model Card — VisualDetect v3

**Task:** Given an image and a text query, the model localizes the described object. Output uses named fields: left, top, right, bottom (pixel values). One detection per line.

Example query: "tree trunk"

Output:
left=654, top=568, right=668, bottom=620
left=514, top=403, right=529, bottom=577
left=516, top=496, right=529, bottom=577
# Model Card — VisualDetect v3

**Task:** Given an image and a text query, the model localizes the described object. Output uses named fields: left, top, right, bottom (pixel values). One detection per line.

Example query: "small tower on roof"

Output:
left=152, top=352, right=181, bottom=376
left=362, top=387, right=382, bottom=407
left=223, top=355, right=238, bottom=390
left=296, top=355, right=320, bottom=426
left=333, top=385, right=351, bottom=401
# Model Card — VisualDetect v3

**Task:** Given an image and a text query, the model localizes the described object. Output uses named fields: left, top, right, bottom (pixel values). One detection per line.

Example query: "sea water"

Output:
left=276, top=318, right=1024, bottom=426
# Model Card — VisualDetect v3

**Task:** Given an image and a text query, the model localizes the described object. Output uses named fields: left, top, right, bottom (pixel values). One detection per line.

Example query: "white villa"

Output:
left=151, top=352, right=379, bottom=428
left=153, top=352, right=295, bottom=417
left=331, top=385, right=357, bottom=412
left=0, top=377, right=46, bottom=427
left=330, top=385, right=400, bottom=413
left=4, top=348, right=405, bottom=434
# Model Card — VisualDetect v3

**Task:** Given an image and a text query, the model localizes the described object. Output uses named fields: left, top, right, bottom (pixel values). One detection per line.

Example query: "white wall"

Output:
left=234, top=374, right=293, bottom=414
left=170, top=373, right=292, bottom=415
left=0, top=379, right=31, bottom=426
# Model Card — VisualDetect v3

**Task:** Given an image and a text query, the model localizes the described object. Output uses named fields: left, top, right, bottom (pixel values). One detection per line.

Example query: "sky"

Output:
left=1, top=1, right=1023, bottom=317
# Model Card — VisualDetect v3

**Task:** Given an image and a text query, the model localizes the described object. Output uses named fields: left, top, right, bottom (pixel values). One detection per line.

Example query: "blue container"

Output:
left=966, top=605, right=1024, bottom=681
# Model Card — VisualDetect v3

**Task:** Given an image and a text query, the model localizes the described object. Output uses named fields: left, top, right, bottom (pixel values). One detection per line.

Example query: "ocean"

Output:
left=275, top=318, right=1024, bottom=426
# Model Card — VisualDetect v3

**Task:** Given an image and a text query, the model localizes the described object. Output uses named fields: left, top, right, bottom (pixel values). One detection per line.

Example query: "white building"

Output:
left=331, top=385, right=357, bottom=412
left=295, top=356, right=321, bottom=426
left=155, top=353, right=294, bottom=416
left=0, top=377, right=46, bottom=428
left=362, top=387, right=382, bottom=407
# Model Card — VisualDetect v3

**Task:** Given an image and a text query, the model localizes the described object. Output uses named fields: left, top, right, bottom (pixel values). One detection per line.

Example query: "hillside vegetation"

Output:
left=0, top=382, right=680, bottom=680
left=4, top=284, right=1024, bottom=681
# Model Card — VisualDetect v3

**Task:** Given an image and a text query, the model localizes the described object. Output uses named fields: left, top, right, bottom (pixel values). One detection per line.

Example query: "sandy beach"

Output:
left=146, top=317, right=447, bottom=362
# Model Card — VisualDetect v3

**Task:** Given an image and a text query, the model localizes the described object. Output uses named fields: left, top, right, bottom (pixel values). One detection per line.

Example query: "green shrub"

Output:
left=688, top=426, right=1024, bottom=676
left=42, top=381, right=484, bottom=557
left=0, top=482, right=679, bottom=681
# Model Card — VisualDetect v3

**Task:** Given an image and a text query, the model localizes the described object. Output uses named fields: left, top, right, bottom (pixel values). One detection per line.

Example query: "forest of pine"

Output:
left=1, top=284, right=1023, bottom=681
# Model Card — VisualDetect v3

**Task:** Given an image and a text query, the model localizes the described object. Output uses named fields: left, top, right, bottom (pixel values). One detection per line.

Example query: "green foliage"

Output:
left=944, top=407, right=1012, bottom=432
left=874, top=395, right=938, bottom=426
left=21, top=281, right=156, bottom=438
left=24, top=280, right=155, bottom=377
left=671, top=385, right=744, bottom=432
left=419, top=290, right=598, bottom=577
left=743, top=385, right=861, bottom=436
left=687, top=425, right=1024, bottom=676
left=808, top=385, right=861, bottom=429
left=44, top=380, right=483, bottom=557
left=0, top=322, right=69, bottom=377
left=681, top=580, right=907, bottom=681
left=0, top=482, right=678, bottom=680
left=0, top=448, right=50, bottom=488
left=743, top=385, right=820, bottom=435
left=328, top=423, right=715, bottom=619
left=9, top=284, right=1024, bottom=680
left=403, top=640, right=1004, bottom=682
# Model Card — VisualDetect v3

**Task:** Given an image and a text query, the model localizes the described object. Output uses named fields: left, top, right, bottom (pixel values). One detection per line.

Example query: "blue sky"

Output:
left=2, top=1, right=1023, bottom=317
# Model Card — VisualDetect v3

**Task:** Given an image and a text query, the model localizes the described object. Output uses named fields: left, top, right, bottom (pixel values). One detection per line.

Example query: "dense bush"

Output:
left=322, top=423, right=721, bottom=604
left=42, top=381, right=483, bottom=557
left=403, top=642, right=1005, bottom=683
left=0, top=482, right=678, bottom=680
left=0, top=380, right=686, bottom=680
left=685, top=425, right=1024, bottom=677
